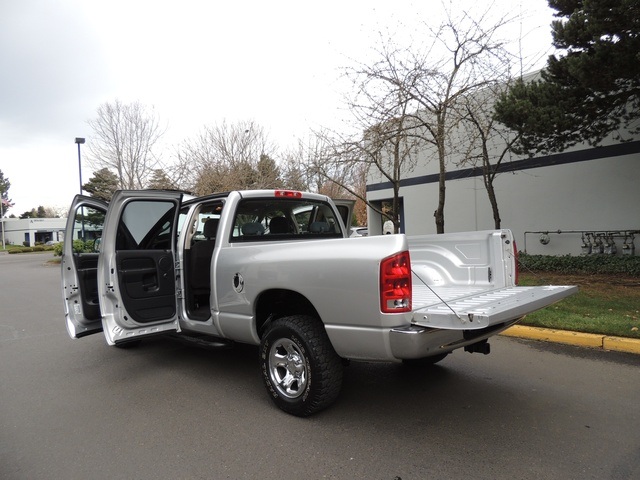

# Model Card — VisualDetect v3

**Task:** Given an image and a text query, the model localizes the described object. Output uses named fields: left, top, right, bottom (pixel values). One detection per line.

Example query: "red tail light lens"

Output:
left=380, top=251, right=412, bottom=313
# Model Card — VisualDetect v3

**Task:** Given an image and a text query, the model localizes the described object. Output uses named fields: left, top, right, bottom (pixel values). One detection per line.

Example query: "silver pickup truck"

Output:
left=61, top=189, right=576, bottom=416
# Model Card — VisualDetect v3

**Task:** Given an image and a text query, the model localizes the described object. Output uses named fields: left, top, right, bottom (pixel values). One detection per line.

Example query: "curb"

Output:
left=501, top=325, right=640, bottom=355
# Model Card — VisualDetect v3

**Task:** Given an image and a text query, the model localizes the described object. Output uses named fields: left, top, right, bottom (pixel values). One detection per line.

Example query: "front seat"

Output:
left=190, top=218, right=219, bottom=297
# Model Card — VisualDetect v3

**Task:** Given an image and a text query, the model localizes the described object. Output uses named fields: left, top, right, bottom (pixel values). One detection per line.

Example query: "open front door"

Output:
left=331, top=198, right=355, bottom=233
left=62, top=195, right=109, bottom=338
left=98, top=190, right=182, bottom=345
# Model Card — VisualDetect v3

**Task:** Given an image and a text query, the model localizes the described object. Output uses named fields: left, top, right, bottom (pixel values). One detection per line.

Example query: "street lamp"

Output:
left=75, top=137, right=85, bottom=194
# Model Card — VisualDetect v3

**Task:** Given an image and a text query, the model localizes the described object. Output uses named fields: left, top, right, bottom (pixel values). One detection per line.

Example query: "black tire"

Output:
left=260, top=315, right=343, bottom=417
left=402, top=352, right=449, bottom=367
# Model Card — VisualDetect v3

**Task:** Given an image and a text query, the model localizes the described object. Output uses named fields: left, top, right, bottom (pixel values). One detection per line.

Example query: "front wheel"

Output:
left=260, top=315, right=343, bottom=417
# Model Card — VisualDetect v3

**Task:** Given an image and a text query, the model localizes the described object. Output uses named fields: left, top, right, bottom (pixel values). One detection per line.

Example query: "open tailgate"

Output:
left=412, top=285, right=578, bottom=330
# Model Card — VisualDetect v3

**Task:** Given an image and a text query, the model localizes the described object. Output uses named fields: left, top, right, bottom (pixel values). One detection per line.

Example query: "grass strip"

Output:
left=518, top=273, right=640, bottom=339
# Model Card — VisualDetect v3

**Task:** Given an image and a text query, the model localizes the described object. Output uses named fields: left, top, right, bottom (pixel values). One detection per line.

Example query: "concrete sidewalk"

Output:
left=502, top=325, right=640, bottom=355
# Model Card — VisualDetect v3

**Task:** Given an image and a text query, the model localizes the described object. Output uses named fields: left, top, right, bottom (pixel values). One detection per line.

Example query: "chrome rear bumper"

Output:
left=389, top=318, right=520, bottom=360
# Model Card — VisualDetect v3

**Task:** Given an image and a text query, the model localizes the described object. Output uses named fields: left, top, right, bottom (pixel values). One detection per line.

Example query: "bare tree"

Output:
left=306, top=5, right=516, bottom=233
left=342, top=6, right=514, bottom=233
left=279, top=145, right=313, bottom=192
left=87, top=100, right=165, bottom=189
left=307, top=54, right=424, bottom=234
left=172, top=120, right=279, bottom=195
left=292, top=130, right=383, bottom=229
left=410, top=10, right=513, bottom=233
left=458, top=80, right=521, bottom=229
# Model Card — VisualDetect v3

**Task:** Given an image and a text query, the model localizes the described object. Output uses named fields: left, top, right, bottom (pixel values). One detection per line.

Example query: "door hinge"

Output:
left=488, top=267, right=492, bottom=283
left=176, top=288, right=183, bottom=299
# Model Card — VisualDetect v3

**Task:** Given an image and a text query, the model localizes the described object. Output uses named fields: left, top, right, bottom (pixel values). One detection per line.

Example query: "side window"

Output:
left=185, top=201, right=224, bottom=246
left=73, top=206, right=106, bottom=252
left=116, top=200, right=176, bottom=250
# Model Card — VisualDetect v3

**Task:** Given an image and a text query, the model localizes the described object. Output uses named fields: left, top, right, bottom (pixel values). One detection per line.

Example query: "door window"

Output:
left=73, top=206, right=106, bottom=251
left=116, top=200, right=175, bottom=250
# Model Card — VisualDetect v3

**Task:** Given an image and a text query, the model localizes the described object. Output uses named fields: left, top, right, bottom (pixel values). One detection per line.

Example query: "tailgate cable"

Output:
left=411, top=268, right=462, bottom=320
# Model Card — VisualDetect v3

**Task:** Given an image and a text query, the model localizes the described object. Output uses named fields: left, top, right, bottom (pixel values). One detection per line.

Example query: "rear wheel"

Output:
left=260, top=315, right=343, bottom=416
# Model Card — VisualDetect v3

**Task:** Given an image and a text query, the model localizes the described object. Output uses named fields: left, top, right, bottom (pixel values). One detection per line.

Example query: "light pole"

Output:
left=75, top=137, right=85, bottom=194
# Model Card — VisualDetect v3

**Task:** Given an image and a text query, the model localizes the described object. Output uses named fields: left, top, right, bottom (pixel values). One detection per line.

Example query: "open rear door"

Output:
left=62, top=195, right=108, bottom=338
left=98, top=190, right=182, bottom=345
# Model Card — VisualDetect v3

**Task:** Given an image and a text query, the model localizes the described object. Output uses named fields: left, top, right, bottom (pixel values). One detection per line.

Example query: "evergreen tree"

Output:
left=255, top=154, right=282, bottom=189
left=146, top=169, right=176, bottom=190
left=83, top=168, right=119, bottom=202
left=19, top=206, right=57, bottom=219
left=495, top=0, right=640, bottom=153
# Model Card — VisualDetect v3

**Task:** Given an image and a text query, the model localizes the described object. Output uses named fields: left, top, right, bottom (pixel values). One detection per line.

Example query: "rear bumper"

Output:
left=389, top=318, right=521, bottom=360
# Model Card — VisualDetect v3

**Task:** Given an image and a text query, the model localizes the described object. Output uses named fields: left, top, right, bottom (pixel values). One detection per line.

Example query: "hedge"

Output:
left=518, top=252, right=640, bottom=276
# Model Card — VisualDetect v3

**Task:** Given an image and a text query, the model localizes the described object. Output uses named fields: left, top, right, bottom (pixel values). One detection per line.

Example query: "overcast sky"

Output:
left=0, top=0, right=556, bottom=215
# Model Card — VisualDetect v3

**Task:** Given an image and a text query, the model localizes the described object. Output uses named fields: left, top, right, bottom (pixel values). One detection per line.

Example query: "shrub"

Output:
left=33, top=245, right=45, bottom=252
left=518, top=253, right=640, bottom=276
left=68, top=240, right=97, bottom=254
left=72, top=240, right=85, bottom=254
left=53, top=242, right=63, bottom=256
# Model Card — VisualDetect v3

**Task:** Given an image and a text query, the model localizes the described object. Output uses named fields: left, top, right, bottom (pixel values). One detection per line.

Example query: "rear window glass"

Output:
left=231, top=198, right=343, bottom=242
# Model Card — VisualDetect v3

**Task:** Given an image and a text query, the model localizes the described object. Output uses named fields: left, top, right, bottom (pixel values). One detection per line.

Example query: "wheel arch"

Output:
left=255, top=288, right=321, bottom=338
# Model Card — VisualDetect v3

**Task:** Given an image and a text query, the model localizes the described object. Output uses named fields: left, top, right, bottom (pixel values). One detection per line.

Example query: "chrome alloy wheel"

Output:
left=268, top=338, right=308, bottom=399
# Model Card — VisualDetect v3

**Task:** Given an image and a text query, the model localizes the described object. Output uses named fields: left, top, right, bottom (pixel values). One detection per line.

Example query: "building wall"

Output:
left=0, top=217, right=66, bottom=246
left=366, top=141, right=640, bottom=256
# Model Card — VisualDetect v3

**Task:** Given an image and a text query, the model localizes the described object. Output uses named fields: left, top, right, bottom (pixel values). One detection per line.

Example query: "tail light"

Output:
left=380, top=251, right=412, bottom=313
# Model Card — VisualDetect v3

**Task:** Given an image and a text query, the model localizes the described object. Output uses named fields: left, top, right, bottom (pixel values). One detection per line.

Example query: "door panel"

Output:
left=76, top=253, right=100, bottom=321
left=116, top=250, right=176, bottom=323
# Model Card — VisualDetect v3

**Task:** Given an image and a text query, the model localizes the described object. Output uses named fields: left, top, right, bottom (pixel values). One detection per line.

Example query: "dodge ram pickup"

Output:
left=61, top=189, right=577, bottom=416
